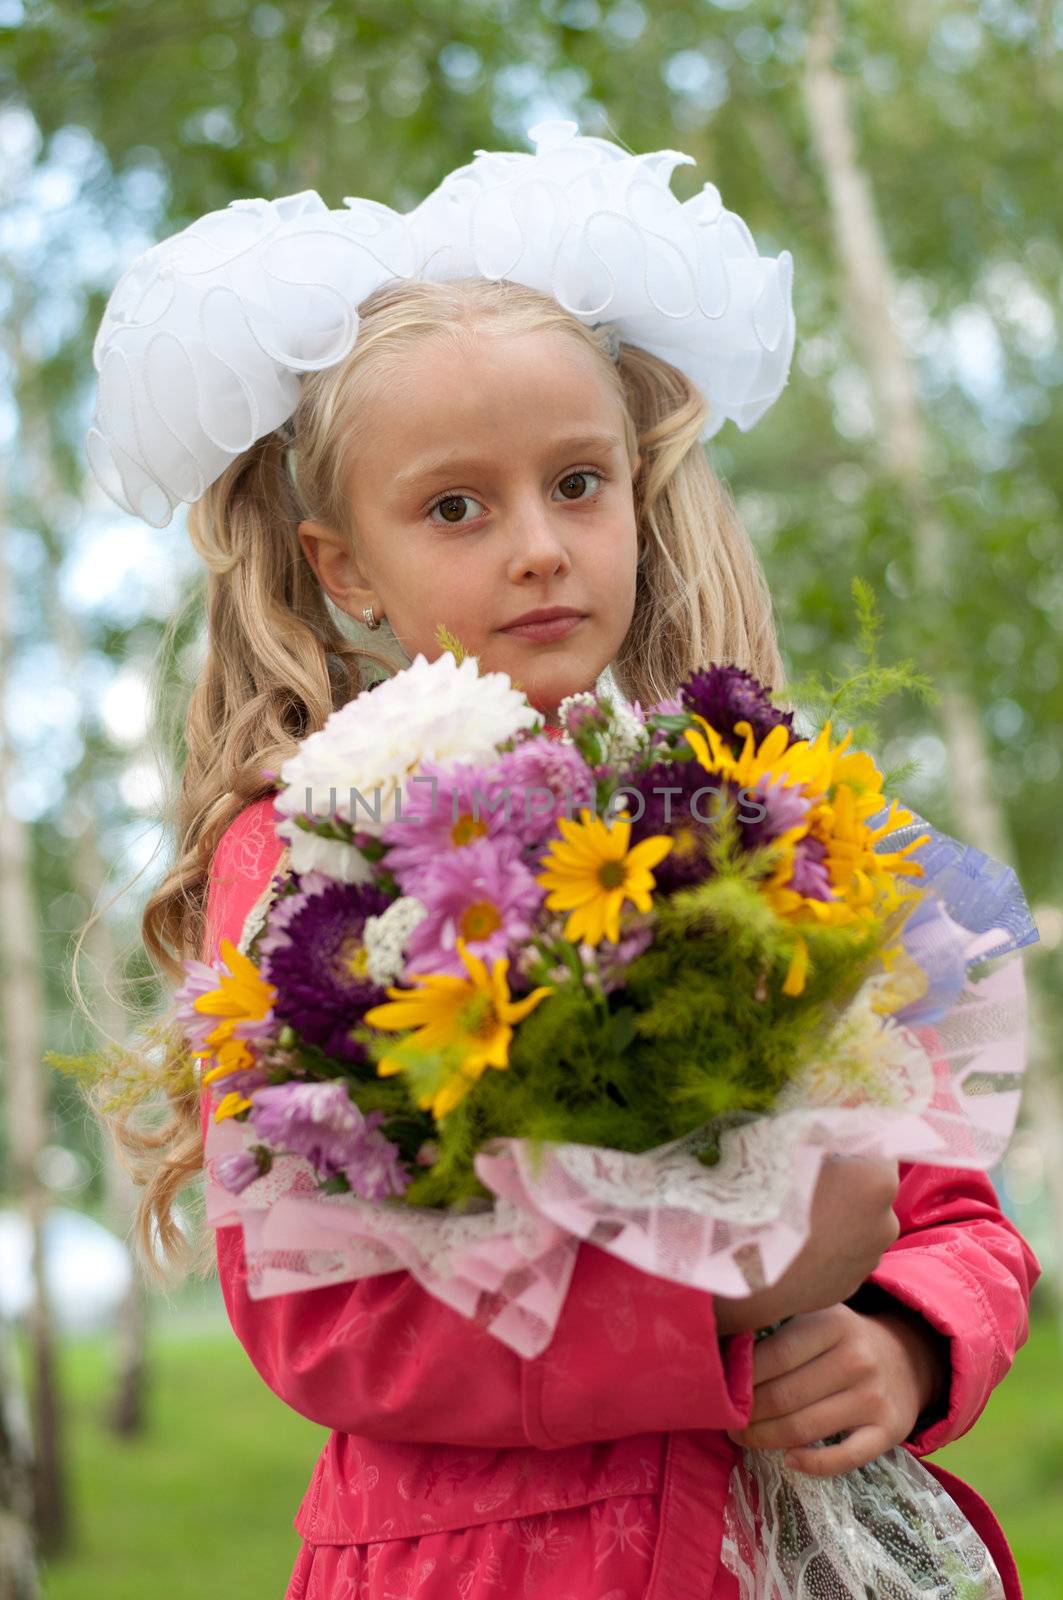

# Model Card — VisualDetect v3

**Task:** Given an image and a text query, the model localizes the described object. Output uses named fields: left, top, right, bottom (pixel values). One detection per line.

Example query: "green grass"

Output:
left=935, top=1311, right=1063, bottom=1597
left=23, top=1306, right=1063, bottom=1598
left=30, top=1314, right=324, bottom=1600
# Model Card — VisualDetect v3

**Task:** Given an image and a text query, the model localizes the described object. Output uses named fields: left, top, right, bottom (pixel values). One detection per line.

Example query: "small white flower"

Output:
left=556, top=690, right=597, bottom=746
left=363, top=896, right=429, bottom=987
left=602, top=700, right=650, bottom=767
left=557, top=679, right=648, bottom=766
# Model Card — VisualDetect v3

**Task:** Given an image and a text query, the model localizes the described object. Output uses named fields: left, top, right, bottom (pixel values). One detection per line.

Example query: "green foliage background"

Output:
left=2, top=1, right=1061, bottom=1593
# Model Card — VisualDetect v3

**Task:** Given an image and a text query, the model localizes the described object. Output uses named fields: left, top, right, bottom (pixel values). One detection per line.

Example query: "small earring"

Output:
left=363, top=605, right=381, bottom=631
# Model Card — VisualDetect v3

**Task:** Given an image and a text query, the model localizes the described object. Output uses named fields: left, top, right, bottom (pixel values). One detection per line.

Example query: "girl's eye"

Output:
left=554, top=469, right=603, bottom=501
left=426, top=470, right=605, bottom=527
left=428, top=493, right=485, bottom=526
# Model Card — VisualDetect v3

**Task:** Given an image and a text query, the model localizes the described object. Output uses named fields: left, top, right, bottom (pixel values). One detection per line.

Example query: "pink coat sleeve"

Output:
left=203, top=798, right=755, bottom=1448
left=860, top=1162, right=1040, bottom=1457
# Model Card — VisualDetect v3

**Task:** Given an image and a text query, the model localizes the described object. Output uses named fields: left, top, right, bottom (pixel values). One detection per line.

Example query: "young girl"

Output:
left=89, top=129, right=1038, bottom=1600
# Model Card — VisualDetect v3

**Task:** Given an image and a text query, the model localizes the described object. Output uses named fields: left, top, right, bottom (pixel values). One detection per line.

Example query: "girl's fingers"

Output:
left=729, top=1390, right=865, bottom=1454
left=751, top=1310, right=845, bottom=1387
left=750, top=1347, right=856, bottom=1423
left=783, top=1425, right=885, bottom=1477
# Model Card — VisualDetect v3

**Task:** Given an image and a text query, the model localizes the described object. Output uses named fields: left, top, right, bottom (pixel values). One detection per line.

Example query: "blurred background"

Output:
left=1, top=0, right=1061, bottom=1595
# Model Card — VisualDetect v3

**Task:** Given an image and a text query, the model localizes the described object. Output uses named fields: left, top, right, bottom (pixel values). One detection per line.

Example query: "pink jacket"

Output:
left=202, top=797, right=1039, bottom=1599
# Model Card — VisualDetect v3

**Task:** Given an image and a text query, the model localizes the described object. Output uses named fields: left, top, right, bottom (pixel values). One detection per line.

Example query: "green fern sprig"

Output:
left=45, top=1019, right=197, bottom=1114
left=785, top=578, right=937, bottom=757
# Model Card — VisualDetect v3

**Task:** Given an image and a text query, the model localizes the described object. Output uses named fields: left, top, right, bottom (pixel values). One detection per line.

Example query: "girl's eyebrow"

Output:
left=392, top=432, right=624, bottom=496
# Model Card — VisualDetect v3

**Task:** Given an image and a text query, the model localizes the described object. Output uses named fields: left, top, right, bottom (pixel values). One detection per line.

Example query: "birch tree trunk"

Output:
left=32, top=427, right=153, bottom=1440
left=72, top=796, right=150, bottom=1436
left=804, top=0, right=1063, bottom=1319
left=0, top=490, right=64, bottom=1564
left=0, top=1315, right=39, bottom=1599
left=56, top=624, right=150, bottom=1440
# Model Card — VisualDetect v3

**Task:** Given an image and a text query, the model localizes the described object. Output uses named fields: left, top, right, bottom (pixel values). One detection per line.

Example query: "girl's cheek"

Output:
left=395, top=574, right=492, bottom=650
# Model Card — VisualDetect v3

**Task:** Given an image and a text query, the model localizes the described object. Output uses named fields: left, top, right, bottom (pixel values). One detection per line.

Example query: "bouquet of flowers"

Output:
left=183, top=644, right=1035, bottom=1600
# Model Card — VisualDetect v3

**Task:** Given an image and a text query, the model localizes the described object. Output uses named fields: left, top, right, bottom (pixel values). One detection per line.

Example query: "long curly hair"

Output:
left=91, top=274, right=787, bottom=1287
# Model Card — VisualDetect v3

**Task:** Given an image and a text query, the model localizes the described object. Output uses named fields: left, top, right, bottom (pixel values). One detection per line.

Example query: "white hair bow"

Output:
left=87, top=119, right=795, bottom=528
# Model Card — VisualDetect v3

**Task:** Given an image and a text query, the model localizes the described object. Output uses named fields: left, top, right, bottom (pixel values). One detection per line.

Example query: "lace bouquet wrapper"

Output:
left=188, top=649, right=1035, bottom=1597
left=721, top=1441, right=1011, bottom=1600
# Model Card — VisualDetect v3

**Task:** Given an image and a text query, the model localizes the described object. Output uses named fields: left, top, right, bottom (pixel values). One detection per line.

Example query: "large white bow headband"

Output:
left=87, top=119, right=796, bottom=529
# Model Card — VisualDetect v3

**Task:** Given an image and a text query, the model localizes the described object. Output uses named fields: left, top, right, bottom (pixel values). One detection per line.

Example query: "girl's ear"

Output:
left=298, top=520, right=378, bottom=618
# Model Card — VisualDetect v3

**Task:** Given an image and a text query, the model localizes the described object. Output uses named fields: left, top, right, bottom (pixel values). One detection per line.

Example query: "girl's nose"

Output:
left=505, top=500, right=573, bottom=583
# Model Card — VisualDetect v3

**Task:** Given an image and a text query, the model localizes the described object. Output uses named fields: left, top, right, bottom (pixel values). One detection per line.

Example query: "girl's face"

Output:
left=299, top=327, right=640, bottom=720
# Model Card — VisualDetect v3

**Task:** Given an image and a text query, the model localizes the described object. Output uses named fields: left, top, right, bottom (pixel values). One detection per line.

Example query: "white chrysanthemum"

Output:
left=780, top=980, right=934, bottom=1114
left=363, top=896, right=429, bottom=987
left=284, top=829, right=376, bottom=884
left=275, top=653, right=541, bottom=843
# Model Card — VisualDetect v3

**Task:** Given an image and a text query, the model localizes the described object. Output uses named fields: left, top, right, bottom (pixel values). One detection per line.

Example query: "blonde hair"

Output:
left=100, top=274, right=786, bottom=1287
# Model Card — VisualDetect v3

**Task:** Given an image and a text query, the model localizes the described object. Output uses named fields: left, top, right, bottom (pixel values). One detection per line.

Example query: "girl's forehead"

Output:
left=355, top=326, right=627, bottom=463
left=388, top=321, right=601, bottom=388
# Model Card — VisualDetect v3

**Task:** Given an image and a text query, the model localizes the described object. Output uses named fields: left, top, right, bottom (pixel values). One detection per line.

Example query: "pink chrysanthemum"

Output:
left=645, top=693, right=684, bottom=718
left=249, top=1081, right=409, bottom=1199
left=381, top=758, right=513, bottom=890
left=403, top=834, right=544, bottom=980
left=490, top=738, right=596, bottom=849
left=214, top=1149, right=267, bottom=1196
left=750, top=773, right=813, bottom=841
left=174, top=959, right=223, bottom=1052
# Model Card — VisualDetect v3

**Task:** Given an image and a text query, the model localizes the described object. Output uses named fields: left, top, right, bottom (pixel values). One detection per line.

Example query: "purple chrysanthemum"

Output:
left=739, top=773, right=814, bottom=848
left=260, top=876, right=391, bottom=1062
left=249, top=1081, right=349, bottom=1171
left=249, top=1080, right=409, bottom=1199
left=404, top=834, right=544, bottom=980
left=626, top=761, right=825, bottom=894
left=733, top=777, right=832, bottom=898
left=257, top=870, right=333, bottom=962
left=341, top=1117, right=411, bottom=1200
left=680, top=664, right=794, bottom=752
left=625, top=759, right=739, bottom=890
left=788, top=835, right=833, bottom=901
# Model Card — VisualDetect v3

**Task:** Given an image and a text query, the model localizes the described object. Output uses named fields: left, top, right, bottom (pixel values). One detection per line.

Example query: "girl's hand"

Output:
left=725, top=1303, right=948, bottom=1476
left=714, top=1157, right=900, bottom=1336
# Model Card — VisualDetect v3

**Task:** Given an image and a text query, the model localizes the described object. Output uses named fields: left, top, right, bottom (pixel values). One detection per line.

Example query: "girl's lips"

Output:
left=498, top=615, right=586, bottom=643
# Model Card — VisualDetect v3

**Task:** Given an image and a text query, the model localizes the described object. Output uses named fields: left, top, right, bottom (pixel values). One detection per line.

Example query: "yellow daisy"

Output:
left=684, top=715, right=838, bottom=797
left=781, top=933, right=809, bottom=998
left=194, top=938, right=276, bottom=1094
left=684, top=715, right=928, bottom=995
left=213, top=1090, right=254, bottom=1123
left=363, top=937, right=552, bottom=1119
left=536, top=808, right=674, bottom=946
